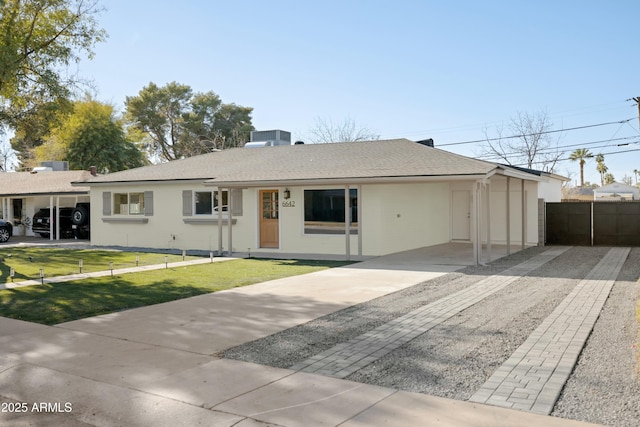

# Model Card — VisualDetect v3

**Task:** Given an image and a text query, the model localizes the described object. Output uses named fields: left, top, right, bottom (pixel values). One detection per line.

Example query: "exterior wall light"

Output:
left=284, top=189, right=291, bottom=199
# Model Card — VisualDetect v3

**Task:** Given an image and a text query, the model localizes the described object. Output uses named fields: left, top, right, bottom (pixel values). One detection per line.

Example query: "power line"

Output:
left=507, top=148, right=640, bottom=168
left=438, top=118, right=635, bottom=147
left=476, top=136, right=640, bottom=160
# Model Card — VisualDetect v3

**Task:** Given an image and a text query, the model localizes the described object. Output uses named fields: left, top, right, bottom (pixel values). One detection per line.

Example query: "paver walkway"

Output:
left=469, top=246, right=630, bottom=414
left=290, top=246, right=571, bottom=378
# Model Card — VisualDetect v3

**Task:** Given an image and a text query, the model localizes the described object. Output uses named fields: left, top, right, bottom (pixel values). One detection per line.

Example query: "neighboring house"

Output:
left=0, top=169, right=93, bottom=239
left=593, top=182, right=639, bottom=201
left=76, top=138, right=566, bottom=262
left=563, top=187, right=595, bottom=201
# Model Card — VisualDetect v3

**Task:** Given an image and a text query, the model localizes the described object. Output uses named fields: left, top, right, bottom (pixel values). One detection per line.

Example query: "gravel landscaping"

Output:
left=224, top=246, right=640, bottom=427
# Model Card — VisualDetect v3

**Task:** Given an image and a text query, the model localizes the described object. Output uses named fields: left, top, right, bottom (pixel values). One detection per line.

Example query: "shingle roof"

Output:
left=0, top=170, right=92, bottom=197
left=83, top=139, right=499, bottom=185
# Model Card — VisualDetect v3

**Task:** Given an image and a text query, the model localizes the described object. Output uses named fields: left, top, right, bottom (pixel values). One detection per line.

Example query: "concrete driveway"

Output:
left=0, top=245, right=601, bottom=426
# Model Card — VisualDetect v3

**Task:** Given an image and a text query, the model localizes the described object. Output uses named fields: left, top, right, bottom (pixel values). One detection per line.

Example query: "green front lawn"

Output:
left=0, top=247, right=201, bottom=282
left=0, top=258, right=349, bottom=325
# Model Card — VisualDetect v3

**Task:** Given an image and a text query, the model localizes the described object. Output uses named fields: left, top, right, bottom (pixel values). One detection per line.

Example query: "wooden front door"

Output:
left=260, top=190, right=279, bottom=248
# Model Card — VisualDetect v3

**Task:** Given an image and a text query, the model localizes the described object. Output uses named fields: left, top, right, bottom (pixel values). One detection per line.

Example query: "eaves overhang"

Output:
left=203, top=174, right=490, bottom=188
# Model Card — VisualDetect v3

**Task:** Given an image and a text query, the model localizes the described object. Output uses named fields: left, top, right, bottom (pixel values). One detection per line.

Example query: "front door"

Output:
left=260, top=190, right=279, bottom=248
left=452, top=190, right=471, bottom=240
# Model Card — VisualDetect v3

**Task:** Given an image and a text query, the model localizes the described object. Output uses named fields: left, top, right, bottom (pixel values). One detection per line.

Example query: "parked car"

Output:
left=0, top=219, right=13, bottom=243
left=71, top=202, right=90, bottom=239
left=32, top=207, right=74, bottom=238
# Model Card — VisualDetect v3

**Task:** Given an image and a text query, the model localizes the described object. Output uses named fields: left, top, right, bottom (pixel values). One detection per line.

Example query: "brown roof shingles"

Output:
left=0, top=170, right=92, bottom=197
left=84, top=139, right=498, bottom=185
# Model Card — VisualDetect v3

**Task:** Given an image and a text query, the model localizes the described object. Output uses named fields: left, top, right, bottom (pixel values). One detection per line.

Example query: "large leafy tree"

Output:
left=9, top=97, right=73, bottom=166
left=0, top=0, right=107, bottom=126
left=33, top=99, right=147, bottom=172
left=125, top=82, right=254, bottom=162
left=569, top=148, right=593, bottom=187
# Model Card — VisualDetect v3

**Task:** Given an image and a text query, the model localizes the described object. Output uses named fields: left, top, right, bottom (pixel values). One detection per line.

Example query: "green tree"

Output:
left=569, top=148, right=593, bottom=187
left=34, top=99, right=147, bottom=172
left=0, top=0, right=106, bottom=126
left=125, top=82, right=254, bottom=162
left=9, top=97, right=73, bottom=168
left=595, top=154, right=608, bottom=186
left=633, top=169, right=639, bottom=185
left=604, top=173, right=615, bottom=185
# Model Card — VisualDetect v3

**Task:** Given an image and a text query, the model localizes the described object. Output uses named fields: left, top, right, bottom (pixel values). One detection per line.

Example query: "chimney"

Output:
left=89, top=166, right=97, bottom=176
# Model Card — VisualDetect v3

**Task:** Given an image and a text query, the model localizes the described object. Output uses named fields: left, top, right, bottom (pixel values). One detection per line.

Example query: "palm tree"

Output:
left=634, top=169, right=639, bottom=185
left=569, top=148, right=593, bottom=187
left=596, top=154, right=608, bottom=186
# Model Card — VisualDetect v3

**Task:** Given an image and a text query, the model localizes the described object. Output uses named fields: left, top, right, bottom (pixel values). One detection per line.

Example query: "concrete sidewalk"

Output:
left=0, top=247, right=603, bottom=426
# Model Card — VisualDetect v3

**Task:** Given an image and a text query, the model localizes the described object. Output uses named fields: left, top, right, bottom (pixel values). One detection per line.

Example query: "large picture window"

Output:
left=114, top=192, right=144, bottom=215
left=304, top=189, right=358, bottom=234
left=194, top=191, right=228, bottom=215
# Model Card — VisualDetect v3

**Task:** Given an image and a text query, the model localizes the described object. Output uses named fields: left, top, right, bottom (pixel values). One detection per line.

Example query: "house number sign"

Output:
left=281, top=200, right=296, bottom=208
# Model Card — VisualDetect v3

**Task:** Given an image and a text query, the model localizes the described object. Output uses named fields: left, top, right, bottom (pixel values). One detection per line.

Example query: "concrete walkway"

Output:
left=0, top=245, right=606, bottom=426
left=470, top=247, right=630, bottom=414
left=0, top=256, right=234, bottom=290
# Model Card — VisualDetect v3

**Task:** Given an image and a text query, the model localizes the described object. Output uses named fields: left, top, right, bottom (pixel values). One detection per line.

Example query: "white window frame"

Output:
left=113, top=192, right=145, bottom=216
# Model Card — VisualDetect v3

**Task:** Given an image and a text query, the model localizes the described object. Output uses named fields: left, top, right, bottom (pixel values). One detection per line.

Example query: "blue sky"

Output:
left=73, top=0, right=639, bottom=185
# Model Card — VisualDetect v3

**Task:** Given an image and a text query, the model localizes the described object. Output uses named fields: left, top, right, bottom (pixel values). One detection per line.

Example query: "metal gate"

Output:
left=546, top=201, right=640, bottom=246
left=545, top=202, right=591, bottom=245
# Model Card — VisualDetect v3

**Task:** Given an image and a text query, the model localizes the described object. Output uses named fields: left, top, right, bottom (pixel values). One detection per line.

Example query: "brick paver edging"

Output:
left=290, top=246, right=571, bottom=379
left=469, top=247, right=630, bottom=414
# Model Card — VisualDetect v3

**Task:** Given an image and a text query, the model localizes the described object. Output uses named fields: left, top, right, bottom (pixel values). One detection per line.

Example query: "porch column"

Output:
left=55, top=196, right=61, bottom=240
left=357, top=184, right=362, bottom=258
left=472, top=181, right=480, bottom=266
left=217, top=188, right=223, bottom=255
left=506, top=177, right=511, bottom=255
left=344, top=185, right=350, bottom=261
left=227, top=188, right=233, bottom=256
left=521, top=179, right=526, bottom=250
left=486, top=181, right=492, bottom=263
left=49, top=197, right=54, bottom=241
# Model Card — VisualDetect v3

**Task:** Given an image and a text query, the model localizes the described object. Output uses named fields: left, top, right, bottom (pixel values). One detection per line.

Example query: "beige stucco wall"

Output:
left=89, top=177, right=542, bottom=256
left=90, top=182, right=453, bottom=257
left=483, top=177, right=539, bottom=246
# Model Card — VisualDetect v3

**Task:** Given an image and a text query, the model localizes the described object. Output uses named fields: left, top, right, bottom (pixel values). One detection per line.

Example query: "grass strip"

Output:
left=0, top=258, right=349, bottom=325
left=0, top=247, right=201, bottom=282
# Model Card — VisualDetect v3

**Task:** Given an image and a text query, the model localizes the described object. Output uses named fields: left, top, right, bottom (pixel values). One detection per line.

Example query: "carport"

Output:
left=0, top=170, right=93, bottom=241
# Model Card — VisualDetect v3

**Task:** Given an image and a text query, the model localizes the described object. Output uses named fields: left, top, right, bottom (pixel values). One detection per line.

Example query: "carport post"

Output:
left=344, top=185, right=351, bottom=261
left=56, top=196, right=61, bottom=240
left=49, top=198, right=54, bottom=241
left=486, top=181, right=492, bottom=263
left=227, top=187, right=233, bottom=256
left=357, top=184, right=362, bottom=258
left=521, top=179, right=526, bottom=250
left=506, top=177, right=511, bottom=255
left=217, top=188, right=223, bottom=255
left=472, top=181, right=480, bottom=266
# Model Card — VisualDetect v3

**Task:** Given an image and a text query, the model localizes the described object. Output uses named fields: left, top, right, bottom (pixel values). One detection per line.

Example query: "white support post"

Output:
left=49, top=197, right=54, bottom=241
left=357, top=184, right=362, bottom=258
left=217, top=188, right=223, bottom=255
left=227, top=188, right=233, bottom=256
left=506, top=177, right=511, bottom=255
left=486, top=181, right=492, bottom=263
left=344, top=185, right=351, bottom=261
left=521, top=179, right=526, bottom=250
left=55, top=196, right=60, bottom=240
left=472, top=182, right=479, bottom=265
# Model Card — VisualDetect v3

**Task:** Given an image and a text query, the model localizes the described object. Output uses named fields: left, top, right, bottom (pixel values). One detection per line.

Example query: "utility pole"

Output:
left=632, top=97, right=640, bottom=129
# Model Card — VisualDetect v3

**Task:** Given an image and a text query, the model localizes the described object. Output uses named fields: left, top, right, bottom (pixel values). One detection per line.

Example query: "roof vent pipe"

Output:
left=416, top=138, right=434, bottom=147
